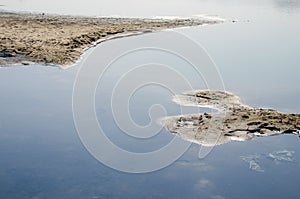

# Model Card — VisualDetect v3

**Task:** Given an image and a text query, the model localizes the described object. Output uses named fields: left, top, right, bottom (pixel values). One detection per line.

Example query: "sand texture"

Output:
left=160, top=90, right=300, bottom=146
left=0, top=12, right=219, bottom=67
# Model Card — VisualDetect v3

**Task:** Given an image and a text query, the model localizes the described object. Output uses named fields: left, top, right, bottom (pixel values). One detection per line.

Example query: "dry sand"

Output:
left=0, top=12, right=219, bottom=67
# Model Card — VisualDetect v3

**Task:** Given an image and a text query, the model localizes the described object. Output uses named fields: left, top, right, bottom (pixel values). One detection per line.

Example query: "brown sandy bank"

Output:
left=0, top=12, right=220, bottom=67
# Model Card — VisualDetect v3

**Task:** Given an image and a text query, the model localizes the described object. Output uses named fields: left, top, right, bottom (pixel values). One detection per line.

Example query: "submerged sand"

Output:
left=0, top=12, right=219, bottom=67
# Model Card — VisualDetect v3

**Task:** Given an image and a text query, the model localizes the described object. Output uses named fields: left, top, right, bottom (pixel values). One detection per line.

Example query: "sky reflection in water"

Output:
left=0, top=0, right=300, bottom=198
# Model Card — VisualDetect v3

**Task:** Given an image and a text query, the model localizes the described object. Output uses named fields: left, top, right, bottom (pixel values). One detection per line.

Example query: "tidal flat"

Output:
left=0, top=12, right=219, bottom=67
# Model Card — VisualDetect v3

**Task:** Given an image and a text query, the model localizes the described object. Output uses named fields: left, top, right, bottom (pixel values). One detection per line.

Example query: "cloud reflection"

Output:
left=273, top=0, right=300, bottom=13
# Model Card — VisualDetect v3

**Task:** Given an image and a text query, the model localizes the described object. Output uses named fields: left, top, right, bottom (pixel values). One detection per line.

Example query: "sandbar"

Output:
left=0, top=12, right=220, bottom=67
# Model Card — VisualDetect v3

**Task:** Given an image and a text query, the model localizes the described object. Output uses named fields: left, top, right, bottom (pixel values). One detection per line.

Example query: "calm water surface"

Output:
left=0, top=0, right=300, bottom=198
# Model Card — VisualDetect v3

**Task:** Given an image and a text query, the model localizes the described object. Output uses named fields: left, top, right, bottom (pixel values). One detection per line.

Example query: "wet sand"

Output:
left=0, top=12, right=220, bottom=67
left=160, top=90, right=300, bottom=146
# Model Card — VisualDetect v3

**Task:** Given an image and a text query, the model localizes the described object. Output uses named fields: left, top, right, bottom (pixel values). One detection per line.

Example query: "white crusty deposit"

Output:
left=160, top=90, right=300, bottom=146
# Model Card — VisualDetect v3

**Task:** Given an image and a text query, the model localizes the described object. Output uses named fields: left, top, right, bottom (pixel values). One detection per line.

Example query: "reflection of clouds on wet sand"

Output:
left=160, top=90, right=300, bottom=147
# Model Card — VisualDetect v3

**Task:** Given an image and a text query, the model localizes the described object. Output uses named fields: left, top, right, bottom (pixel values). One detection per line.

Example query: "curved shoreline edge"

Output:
left=0, top=11, right=222, bottom=68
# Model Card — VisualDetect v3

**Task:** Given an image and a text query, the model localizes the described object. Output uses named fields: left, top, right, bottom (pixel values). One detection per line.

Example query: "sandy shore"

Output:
left=0, top=12, right=220, bottom=67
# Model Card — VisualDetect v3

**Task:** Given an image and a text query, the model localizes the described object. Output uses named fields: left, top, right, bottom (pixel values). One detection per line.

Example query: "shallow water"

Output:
left=1, top=0, right=300, bottom=17
left=1, top=0, right=300, bottom=198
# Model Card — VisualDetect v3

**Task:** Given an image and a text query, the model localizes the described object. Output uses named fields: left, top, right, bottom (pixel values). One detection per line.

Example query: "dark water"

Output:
left=1, top=0, right=300, bottom=198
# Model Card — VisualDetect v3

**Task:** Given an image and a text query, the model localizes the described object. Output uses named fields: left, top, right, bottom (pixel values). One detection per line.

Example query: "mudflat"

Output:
left=0, top=12, right=219, bottom=67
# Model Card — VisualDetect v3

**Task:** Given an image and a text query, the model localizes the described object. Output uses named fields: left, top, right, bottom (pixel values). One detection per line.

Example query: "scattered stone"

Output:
left=21, top=61, right=31, bottom=65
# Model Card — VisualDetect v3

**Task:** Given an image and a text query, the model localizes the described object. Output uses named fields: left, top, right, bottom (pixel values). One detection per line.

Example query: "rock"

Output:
left=21, top=61, right=31, bottom=65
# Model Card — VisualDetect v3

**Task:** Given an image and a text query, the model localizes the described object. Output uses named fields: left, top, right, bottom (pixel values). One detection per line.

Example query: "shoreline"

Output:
left=0, top=11, right=222, bottom=68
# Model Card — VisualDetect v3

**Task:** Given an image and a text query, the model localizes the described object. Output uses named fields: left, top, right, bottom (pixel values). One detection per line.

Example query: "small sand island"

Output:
left=0, top=11, right=219, bottom=67
left=160, top=90, right=300, bottom=146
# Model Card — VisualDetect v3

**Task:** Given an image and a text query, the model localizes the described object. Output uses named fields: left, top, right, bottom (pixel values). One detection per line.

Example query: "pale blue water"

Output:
left=1, top=0, right=300, bottom=18
left=0, top=0, right=300, bottom=198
